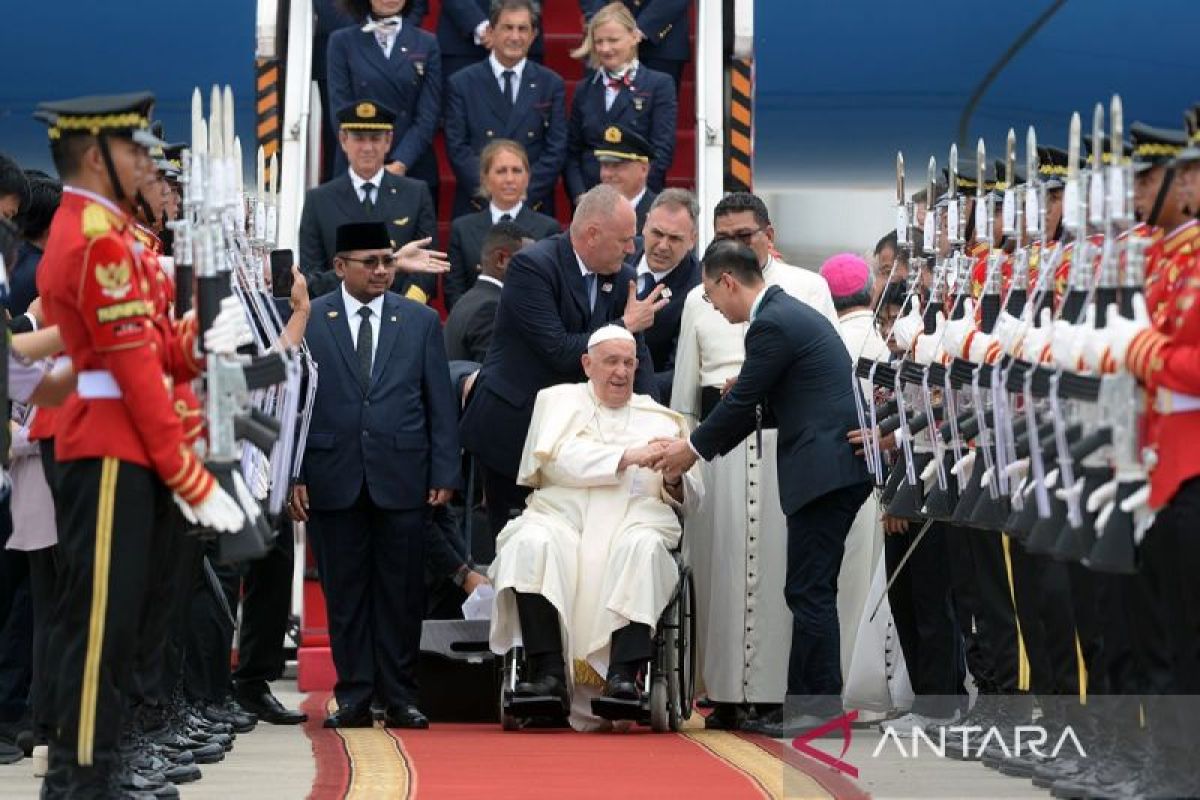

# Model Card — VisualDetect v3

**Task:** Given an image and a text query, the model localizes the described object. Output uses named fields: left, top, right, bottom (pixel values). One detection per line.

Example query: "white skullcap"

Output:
left=587, top=324, right=635, bottom=349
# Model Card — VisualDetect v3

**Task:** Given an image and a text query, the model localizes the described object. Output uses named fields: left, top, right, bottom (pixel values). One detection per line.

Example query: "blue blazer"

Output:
left=580, top=0, right=692, bottom=64
left=633, top=248, right=700, bottom=402
left=326, top=21, right=442, bottom=180
left=302, top=289, right=461, bottom=511
left=437, top=0, right=544, bottom=62
left=690, top=285, right=870, bottom=515
left=564, top=64, right=677, bottom=200
left=444, top=59, right=567, bottom=214
left=458, top=233, right=658, bottom=478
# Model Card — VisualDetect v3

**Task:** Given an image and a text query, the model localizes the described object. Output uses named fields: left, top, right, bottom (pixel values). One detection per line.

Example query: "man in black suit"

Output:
left=652, top=240, right=872, bottom=737
left=595, top=124, right=656, bottom=234
left=289, top=222, right=460, bottom=730
left=631, top=188, right=700, bottom=402
left=299, top=101, right=444, bottom=302
left=445, top=221, right=531, bottom=363
left=437, top=0, right=544, bottom=84
left=459, top=184, right=669, bottom=539
left=443, top=0, right=567, bottom=217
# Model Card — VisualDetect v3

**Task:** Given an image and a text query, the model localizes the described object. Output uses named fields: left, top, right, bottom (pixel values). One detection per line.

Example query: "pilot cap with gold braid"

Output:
left=337, top=100, right=397, bottom=131
left=594, top=123, right=653, bottom=164
left=34, top=91, right=165, bottom=149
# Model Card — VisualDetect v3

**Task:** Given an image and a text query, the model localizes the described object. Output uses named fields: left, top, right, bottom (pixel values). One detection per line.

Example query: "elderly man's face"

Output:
left=581, top=200, right=637, bottom=275
left=582, top=338, right=637, bottom=408
left=599, top=159, right=649, bottom=203
left=340, top=130, right=392, bottom=179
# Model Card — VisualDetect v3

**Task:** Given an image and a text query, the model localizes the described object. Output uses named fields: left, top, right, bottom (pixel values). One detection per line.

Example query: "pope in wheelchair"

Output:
left=488, top=326, right=702, bottom=731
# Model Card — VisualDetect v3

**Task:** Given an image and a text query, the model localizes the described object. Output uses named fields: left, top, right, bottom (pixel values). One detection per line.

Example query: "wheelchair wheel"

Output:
left=676, top=567, right=696, bottom=723
left=649, top=676, right=670, bottom=732
left=500, top=648, right=521, bottom=731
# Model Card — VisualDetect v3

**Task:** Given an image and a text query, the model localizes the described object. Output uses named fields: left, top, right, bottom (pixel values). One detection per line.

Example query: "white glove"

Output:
left=951, top=450, right=976, bottom=479
left=920, top=455, right=941, bottom=484
left=890, top=295, right=924, bottom=352
left=1020, top=309, right=1055, bottom=363
left=914, top=310, right=947, bottom=365
left=1104, top=295, right=1151, bottom=371
left=1119, top=483, right=1151, bottom=515
left=994, top=310, right=1031, bottom=358
left=967, top=331, right=1001, bottom=364
left=1004, top=457, right=1030, bottom=487
left=1095, top=500, right=1115, bottom=533
left=941, top=299, right=977, bottom=359
left=1043, top=468, right=1059, bottom=490
left=231, top=470, right=262, bottom=522
left=1080, top=308, right=1114, bottom=373
left=1086, top=479, right=1118, bottom=513
left=1050, top=317, right=1082, bottom=369
left=204, top=295, right=254, bottom=355
left=177, top=484, right=245, bottom=533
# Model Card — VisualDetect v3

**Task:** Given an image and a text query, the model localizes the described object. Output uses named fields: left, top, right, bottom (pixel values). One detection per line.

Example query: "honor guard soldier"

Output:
left=33, top=92, right=244, bottom=798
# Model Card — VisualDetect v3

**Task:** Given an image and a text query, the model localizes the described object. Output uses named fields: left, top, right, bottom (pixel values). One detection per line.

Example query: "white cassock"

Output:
left=830, top=308, right=890, bottom=681
left=670, top=257, right=839, bottom=705
left=488, top=382, right=703, bottom=731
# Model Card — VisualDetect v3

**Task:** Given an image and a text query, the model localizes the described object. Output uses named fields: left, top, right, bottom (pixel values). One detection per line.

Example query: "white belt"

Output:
left=77, top=370, right=122, bottom=399
left=1155, top=388, right=1200, bottom=415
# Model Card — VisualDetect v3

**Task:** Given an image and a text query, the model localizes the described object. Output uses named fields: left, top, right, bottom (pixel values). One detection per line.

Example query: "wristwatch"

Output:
left=452, top=564, right=471, bottom=588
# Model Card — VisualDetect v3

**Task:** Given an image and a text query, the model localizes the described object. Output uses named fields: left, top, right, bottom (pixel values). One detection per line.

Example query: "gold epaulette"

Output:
left=82, top=202, right=114, bottom=239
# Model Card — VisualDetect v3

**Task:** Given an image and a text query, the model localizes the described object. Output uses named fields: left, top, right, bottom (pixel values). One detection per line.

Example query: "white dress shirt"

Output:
left=476, top=275, right=504, bottom=290
left=341, top=284, right=384, bottom=363
left=599, top=61, right=639, bottom=112
left=635, top=253, right=677, bottom=294
left=349, top=168, right=386, bottom=204
left=489, top=201, right=523, bottom=224
left=489, top=54, right=527, bottom=103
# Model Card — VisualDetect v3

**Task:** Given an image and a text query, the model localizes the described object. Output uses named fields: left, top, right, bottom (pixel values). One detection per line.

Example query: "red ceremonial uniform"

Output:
left=37, top=188, right=212, bottom=505
left=1125, top=219, right=1200, bottom=508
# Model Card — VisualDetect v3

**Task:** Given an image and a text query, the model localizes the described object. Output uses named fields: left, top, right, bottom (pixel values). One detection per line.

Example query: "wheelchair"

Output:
left=498, top=550, right=696, bottom=732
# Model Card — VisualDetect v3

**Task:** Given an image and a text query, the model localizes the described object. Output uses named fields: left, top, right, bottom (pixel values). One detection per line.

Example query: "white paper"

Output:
left=462, top=584, right=496, bottom=621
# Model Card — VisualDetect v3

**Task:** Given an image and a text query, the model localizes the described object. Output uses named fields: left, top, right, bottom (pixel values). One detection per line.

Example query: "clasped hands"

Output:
left=620, top=437, right=698, bottom=484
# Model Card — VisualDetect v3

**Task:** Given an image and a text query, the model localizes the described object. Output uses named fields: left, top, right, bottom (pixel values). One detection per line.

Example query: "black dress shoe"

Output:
left=744, top=713, right=843, bottom=739
left=383, top=705, right=429, bottom=729
left=602, top=674, right=640, bottom=701
left=0, top=740, right=22, bottom=764
left=323, top=706, right=375, bottom=729
left=234, top=689, right=308, bottom=726
left=511, top=674, right=570, bottom=717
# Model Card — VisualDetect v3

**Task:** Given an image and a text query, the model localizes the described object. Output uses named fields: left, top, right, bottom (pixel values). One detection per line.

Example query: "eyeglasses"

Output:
left=340, top=254, right=397, bottom=269
left=701, top=272, right=731, bottom=304
left=712, top=226, right=765, bottom=246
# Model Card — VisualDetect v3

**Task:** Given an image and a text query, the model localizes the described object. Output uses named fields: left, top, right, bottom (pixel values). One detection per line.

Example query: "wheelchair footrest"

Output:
left=591, top=696, right=646, bottom=721
left=506, top=693, right=569, bottom=718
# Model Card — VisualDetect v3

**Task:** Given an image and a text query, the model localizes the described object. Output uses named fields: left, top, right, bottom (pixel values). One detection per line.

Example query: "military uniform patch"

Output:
left=95, top=261, right=133, bottom=300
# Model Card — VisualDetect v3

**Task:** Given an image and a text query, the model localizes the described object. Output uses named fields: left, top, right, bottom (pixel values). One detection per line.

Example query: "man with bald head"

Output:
left=460, top=184, right=668, bottom=539
left=488, top=326, right=702, bottom=730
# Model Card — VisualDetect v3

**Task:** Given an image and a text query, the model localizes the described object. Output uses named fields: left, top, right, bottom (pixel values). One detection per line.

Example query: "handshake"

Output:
left=618, top=436, right=699, bottom=484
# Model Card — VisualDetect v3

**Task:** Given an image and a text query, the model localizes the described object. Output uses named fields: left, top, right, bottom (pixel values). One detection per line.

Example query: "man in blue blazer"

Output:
left=580, top=0, right=693, bottom=88
left=652, top=240, right=872, bottom=737
left=289, top=222, right=460, bottom=730
left=443, top=0, right=567, bottom=217
left=327, top=3, right=442, bottom=197
left=458, top=184, right=669, bottom=539
left=437, top=0, right=544, bottom=84
left=630, top=188, right=700, bottom=403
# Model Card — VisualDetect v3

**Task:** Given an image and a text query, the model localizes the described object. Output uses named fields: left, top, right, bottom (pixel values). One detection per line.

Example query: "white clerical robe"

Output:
left=669, top=258, right=839, bottom=704
left=488, top=383, right=703, bottom=731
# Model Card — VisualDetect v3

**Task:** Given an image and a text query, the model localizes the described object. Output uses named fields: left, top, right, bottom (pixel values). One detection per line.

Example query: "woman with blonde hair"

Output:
left=445, top=139, right=559, bottom=308
left=564, top=2, right=677, bottom=204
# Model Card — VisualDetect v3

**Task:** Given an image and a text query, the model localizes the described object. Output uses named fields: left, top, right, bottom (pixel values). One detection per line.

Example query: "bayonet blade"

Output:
left=1026, top=126, right=1038, bottom=182
left=976, top=137, right=986, bottom=197
left=1111, top=95, right=1123, bottom=163
left=1067, top=112, right=1081, bottom=185
left=949, top=144, right=959, bottom=197
left=927, top=155, right=936, bottom=201
left=896, top=152, right=905, bottom=205
left=1006, top=128, right=1016, bottom=187
left=1092, top=102, right=1104, bottom=168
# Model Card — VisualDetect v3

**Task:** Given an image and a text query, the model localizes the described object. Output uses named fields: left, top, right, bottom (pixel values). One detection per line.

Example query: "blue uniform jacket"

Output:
left=564, top=64, right=677, bottom=200
left=301, top=289, right=461, bottom=511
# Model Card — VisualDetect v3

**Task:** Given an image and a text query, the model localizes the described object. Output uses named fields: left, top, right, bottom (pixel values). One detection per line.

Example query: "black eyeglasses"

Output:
left=712, top=227, right=765, bottom=246
left=340, top=254, right=397, bottom=269
left=701, top=271, right=731, bottom=304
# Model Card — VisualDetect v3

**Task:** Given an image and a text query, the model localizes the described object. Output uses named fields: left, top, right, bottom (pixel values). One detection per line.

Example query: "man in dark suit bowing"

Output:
left=631, top=188, right=700, bottom=402
left=443, top=0, right=567, bottom=217
left=459, top=184, right=669, bottom=540
left=444, top=221, right=531, bottom=363
left=652, top=240, right=872, bottom=737
left=299, top=101, right=443, bottom=303
left=289, top=222, right=460, bottom=730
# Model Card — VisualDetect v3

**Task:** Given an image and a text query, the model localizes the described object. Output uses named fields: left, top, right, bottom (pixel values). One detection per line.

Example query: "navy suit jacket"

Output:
left=326, top=21, right=442, bottom=181
left=444, top=205, right=560, bottom=308
left=458, top=233, right=657, bottom=478
left=444, top=59, right=567, bottom=214
left=635, top=248, right=699, bottom=402
left=6, top=241, right=42, bottom=316
left=298, top=170, right=436, bottom=299
left=437, top=0, right=544, bottom=62
left=301, top=289, right=460, bottom=511
left=581, top=0, right=692, bottom=63
left=565, top=65, right=677, bottom=200
left=690, top=285, right=870, bottom=515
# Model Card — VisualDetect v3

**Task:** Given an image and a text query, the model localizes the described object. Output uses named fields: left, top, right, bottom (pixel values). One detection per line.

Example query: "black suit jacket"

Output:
left=690, top=285, right=870, bottom=515
left=298, top=171, right=436, bottom=300
left=301, top=289, right=461, bottom=511
left=444, top=206, right=560, bottom=308
left=444, top=59, right=567, bottom=215
left=443, top=277, right=501, bottom=362
left=458, top=233, right=657, bottom=478
left=635, top=249, right=699, bottom=402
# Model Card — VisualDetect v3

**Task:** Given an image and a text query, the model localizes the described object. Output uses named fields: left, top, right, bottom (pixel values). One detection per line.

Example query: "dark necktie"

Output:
left=638, top=272, right=655, bottom=300
left=356, top=306, right=373, bottom=391
left=361, top=182, right=375, bottom=214
left=585, top=272, right=598, bottom=312
left=502, top=69, right=516, bottom=106
left=499, top=212, right=513, bottom=222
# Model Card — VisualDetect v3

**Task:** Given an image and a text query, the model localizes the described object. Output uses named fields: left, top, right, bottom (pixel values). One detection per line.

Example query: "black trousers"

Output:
left=308, top=486, right=426, bottom=712
left=885, top=521, right=963, bottom=718
left=946, top=528, right=1021, bottom=693
left=784, top=481, right=872, bottom=716
left=43, top=458, right=165, bottom=787
left=131, top=501, right=189, bottom=710
left=163, top=524, right=206, bottom=703
left=183, top=546, right=239, bottom=704
left=480, top=464, right=531, bottom=552
left=232, top=516, right=296, bottom=693
left=514, top=592, right=651, bottom=678
left=1009, top=544, right=1079, bottom=698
